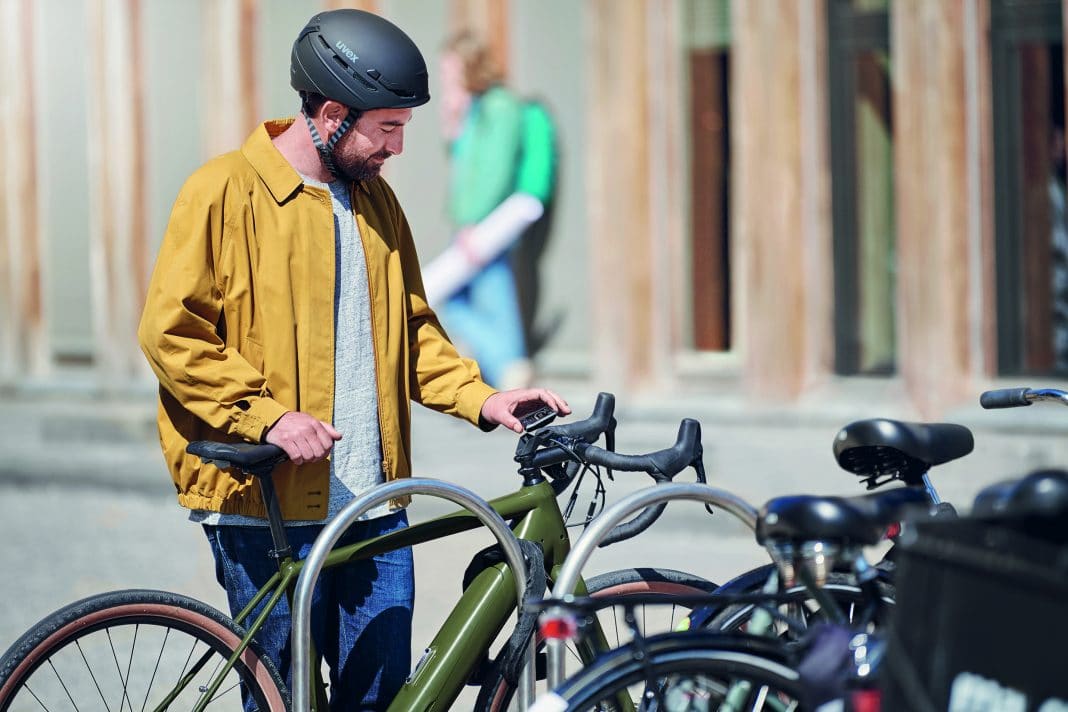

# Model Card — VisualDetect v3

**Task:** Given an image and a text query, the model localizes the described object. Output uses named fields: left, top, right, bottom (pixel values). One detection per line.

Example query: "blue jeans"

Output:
left=442, top=255, right=526, bottom=387
left=203, top=511, right=414, bottom=711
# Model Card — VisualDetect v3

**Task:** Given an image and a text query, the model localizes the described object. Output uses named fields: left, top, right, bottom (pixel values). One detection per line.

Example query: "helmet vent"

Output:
left=350, top=71, right=377, bottom=91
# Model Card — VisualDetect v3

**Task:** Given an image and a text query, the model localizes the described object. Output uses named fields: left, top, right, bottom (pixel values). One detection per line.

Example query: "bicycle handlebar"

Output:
left=545, top=392, right=616, bottom=442
left=980, top=387, right=1068, bottom=409
left=579, top=419, right=702, bottom=478
left=979, top=387, right=1033, bottom=409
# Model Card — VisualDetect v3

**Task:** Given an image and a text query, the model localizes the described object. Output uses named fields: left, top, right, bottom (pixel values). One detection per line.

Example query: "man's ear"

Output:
left=320, top=100, right=349, bottom=135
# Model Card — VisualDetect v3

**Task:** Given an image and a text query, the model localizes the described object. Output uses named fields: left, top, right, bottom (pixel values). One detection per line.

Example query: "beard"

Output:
left=331, top=129, right=390, bottom=183
left=334, top=149, right=389, bottom=183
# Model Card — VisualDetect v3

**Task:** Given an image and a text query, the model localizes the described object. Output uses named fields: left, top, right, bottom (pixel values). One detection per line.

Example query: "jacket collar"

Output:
left=243, top=118, right=372, bottom=203
left=243, top=119, right=303, bottom=204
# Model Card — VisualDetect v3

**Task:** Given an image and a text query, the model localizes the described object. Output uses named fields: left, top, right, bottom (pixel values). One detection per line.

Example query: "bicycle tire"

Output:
left=540, top=631, right=803, bottom=711
left=0, top=589, right=289, bottom=712
left=480, top=567, right=719, bottom=712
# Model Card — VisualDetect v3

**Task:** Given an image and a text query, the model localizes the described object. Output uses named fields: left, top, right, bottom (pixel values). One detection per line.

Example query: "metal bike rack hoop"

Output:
left=292, top=477, right=536, bottom=712
left=545, top=482, right=761, bottom=690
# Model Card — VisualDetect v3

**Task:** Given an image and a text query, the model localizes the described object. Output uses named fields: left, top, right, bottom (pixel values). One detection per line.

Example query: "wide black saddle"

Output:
left=186, top=441, right=287, bottom=475
left=833, top=419, right=973, bottom=488
left=757, top=487, right=931, bottom=547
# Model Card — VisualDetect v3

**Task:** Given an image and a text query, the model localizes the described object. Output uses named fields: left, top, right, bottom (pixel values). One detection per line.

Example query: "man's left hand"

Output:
left=480, top=389, right=572, bottom=434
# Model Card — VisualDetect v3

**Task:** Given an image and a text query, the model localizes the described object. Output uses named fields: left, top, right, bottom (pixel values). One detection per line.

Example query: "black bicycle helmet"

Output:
left=290, top=9, right=430, bottom=111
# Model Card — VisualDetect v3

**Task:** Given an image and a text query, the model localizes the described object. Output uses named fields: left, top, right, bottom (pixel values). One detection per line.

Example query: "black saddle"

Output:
left=972, top=469, right=1068, bottom=520
left=833, top=419, right=974, bottom=488
left=757, top=487, right=931, bottom=547
left=186, top=441, right=287, bottom=475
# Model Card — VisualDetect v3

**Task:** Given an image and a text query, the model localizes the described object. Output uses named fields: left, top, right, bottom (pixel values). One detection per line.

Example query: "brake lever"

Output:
left=692, top=447, right=716, bottom=516
left=604, top=423, right=617, bottom=481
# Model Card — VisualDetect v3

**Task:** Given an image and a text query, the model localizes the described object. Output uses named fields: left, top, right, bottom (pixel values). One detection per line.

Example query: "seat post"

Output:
left=253, top=468, right=293, bottom=562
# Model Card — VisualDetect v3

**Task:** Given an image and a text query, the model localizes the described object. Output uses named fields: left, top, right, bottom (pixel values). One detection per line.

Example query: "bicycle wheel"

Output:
left=0, top=589, right=288, bottom=712
left=481, top=567, right=719, bottom=711
left=703, top=567, right=895, bottom=635
left=542, top=631, right=804, bottom=712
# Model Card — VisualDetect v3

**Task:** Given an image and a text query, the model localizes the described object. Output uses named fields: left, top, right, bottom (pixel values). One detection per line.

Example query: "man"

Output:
left=137, top=9, right=568, bottom=710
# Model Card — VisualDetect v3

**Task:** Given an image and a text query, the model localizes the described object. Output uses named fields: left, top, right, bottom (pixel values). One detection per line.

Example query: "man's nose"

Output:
left=386, top=130, right=404, bottom=156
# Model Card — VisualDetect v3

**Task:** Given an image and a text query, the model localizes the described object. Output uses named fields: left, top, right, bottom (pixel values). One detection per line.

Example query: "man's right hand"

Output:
left=265, top=412, right=342, bottom=466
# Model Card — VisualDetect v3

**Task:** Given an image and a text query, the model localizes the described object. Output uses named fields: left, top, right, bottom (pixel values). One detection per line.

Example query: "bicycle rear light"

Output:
left=850, top=689, right=881, bottom=712
left=538, top=609, right=579, bottom=642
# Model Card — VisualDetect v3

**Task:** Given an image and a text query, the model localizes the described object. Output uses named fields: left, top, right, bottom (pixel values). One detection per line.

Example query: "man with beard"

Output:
left=137, top=9, right=568, bottom=710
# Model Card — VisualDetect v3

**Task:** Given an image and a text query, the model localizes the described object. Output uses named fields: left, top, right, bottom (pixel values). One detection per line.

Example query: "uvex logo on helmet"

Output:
left=335, top=40, right=358, bottom=63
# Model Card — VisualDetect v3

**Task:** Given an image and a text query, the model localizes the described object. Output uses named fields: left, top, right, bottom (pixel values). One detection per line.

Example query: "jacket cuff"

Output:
left=456, top=381, right=499, bottom=431
left=232, top=397, right=290, bottom=442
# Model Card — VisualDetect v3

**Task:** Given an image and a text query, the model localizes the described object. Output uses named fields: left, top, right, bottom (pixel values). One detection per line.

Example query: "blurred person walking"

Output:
left=422, top=31, right=558, bottom=389
left=137, top=9, right=568, bottom=710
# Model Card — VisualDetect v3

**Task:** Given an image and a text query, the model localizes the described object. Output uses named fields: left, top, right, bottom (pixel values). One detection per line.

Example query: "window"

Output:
left=686, top=0, right=732, bottom=352
left=828, top=0, right=896, bottom=375
left=992, top=0, right=1066, bottom=375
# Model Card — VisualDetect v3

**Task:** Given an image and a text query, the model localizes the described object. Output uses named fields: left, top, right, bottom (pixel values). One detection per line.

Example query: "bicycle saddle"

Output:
left=186, top=441, right=287, bottom=474
left=833, top=419, right=974, bottom=487
left=757, top=487, right=930, bottom=547
left=972, top=469, right=1068, bottom=520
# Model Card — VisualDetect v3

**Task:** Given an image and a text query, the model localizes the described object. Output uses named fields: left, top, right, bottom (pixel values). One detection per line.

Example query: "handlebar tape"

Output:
left=581, top=419, right=702, bottom=478
left=590, top=419, right=703, bottom=547
left=548, top=392, right=616, bottom=443
left=598, top=502, right=668, bottom=547
left=979, top=388, right=1032, bottom=409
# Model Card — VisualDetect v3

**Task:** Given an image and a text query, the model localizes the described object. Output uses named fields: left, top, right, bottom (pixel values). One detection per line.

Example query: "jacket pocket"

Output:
left=241, top=335, right=265, bottom=372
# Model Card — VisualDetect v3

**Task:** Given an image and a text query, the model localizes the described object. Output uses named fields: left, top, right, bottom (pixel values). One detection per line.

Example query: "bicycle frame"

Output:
left=199, top=477, right=608, bottom=712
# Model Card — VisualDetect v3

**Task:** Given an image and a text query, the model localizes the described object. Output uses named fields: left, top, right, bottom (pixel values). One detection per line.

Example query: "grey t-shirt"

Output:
left=193, top=176, right=390, bottom=526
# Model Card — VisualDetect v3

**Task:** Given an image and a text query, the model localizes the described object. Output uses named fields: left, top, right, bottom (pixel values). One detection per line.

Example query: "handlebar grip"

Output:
left=581, top=445, right=659, bottom=474
left=598, top=502, right=668, bottom=547
left=580, top=419, right=702, bottom=478
left=979, top=388, right=1032, bottom=409
left=548, top=392, right=616, bottom=443
left=529, top=445, right=572, bottom=470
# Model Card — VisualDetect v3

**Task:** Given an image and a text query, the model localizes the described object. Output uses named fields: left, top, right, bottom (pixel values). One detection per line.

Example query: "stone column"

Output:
left=86, top=0, right=153, bottom=383
left=892, top=0, right=984, bottom=414
left=585, top=0, right=654, bottom=390
left=732, top=0, right=833, bottom=398
left=201, top=0, right=262, bottom=159
left=0, top=0, right=49, bottom=383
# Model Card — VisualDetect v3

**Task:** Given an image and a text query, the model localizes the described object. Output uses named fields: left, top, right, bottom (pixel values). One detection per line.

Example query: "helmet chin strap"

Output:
left=303, top=110, right=354, bottom=179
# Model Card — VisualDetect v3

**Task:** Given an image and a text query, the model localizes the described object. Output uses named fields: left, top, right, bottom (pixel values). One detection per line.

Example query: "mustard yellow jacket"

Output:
left=138, top=119, right=497, bottom=520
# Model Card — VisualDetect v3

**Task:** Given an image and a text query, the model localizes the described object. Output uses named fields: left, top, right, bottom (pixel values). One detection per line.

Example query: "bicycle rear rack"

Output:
left=544, top=483, right=761, bottom=690
left=290, top=478, right=535, bottom=712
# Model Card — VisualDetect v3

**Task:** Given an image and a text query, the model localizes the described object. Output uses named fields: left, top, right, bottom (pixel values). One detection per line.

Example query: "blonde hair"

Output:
left=445, top=30, right=504, bottom=95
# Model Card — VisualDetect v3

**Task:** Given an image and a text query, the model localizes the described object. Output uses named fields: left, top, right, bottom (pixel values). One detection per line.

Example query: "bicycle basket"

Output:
left=882, top=518, right=1068, bottom=711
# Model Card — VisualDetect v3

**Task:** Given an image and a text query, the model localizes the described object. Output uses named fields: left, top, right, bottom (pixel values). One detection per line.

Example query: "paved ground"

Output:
left=2, top=378, right=1066, bottom=706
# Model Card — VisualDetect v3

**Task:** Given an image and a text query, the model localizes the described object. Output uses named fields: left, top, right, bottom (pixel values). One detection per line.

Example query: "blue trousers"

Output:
left=442, top=255, right=527, bottom=387
left=203, top=511, right=414, bottom=711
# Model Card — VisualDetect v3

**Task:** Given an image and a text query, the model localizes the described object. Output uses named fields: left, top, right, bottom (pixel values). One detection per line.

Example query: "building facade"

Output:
left=1, top=0, right=1064, bottom=417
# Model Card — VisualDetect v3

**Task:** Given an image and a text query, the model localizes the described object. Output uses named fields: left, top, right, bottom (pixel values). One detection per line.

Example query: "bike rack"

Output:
left=291, top=477, right=536, bottom=712
left=544, top=482, right=762, bottom=690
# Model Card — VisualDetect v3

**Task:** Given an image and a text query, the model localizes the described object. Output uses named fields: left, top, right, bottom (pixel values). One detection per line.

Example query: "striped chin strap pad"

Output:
left=303, top=110, right=354, bottom=179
